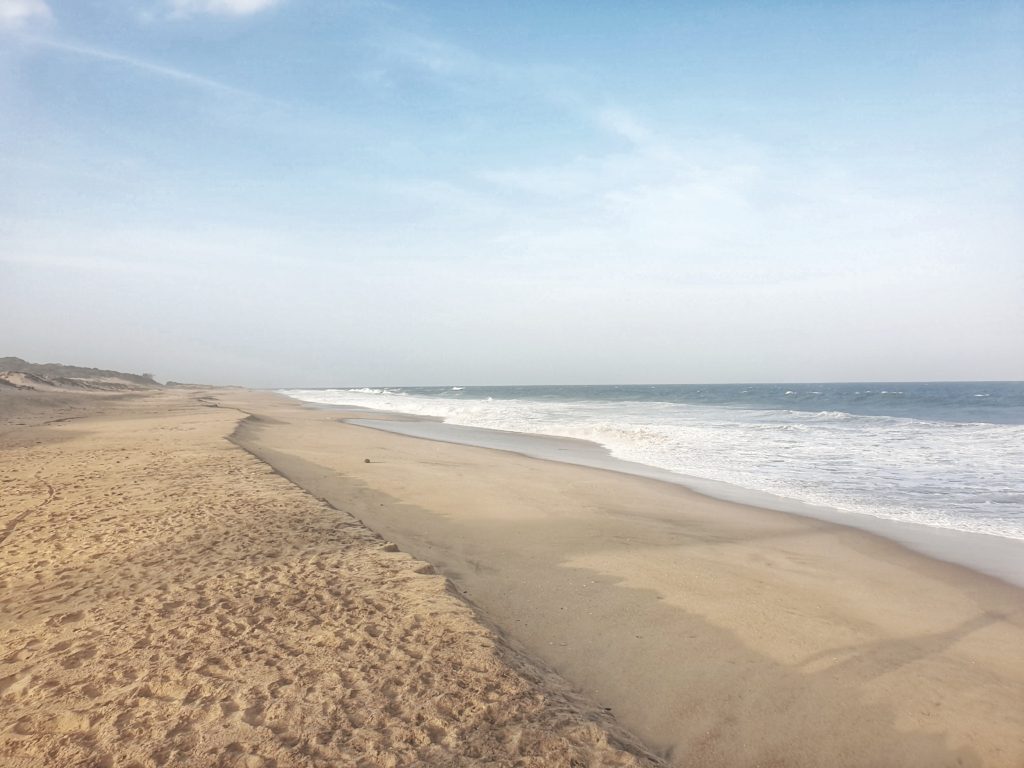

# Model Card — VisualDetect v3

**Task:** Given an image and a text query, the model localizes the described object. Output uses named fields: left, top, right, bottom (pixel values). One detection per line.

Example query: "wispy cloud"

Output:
left=598, top=107, right=656, bottom=146
left=0, top=0, right=51, bottom=29
left=360, top=17, right=576, bottom=102
left=23, top=36, right=252, bottom=96
left=373, top=30, right=482, bottom=76
left=167, top=0, right=284, bottom=18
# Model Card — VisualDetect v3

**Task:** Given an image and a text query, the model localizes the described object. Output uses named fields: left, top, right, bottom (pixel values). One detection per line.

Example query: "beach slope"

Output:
left=226, top=390, right=1024, bottom=768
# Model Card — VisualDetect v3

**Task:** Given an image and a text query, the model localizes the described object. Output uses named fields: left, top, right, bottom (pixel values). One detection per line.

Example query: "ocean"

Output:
left=281, top=382, right=1024, bottom=542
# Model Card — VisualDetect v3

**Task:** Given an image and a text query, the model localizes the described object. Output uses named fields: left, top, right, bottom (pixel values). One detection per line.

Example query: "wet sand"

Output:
left=225, top=389, right=1024, bottom=768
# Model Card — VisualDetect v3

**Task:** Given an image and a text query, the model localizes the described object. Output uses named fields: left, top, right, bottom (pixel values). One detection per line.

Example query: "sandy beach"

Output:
left=0, top=388, right=657, bottom=767
left=2, top=387, right=1023, bottom=767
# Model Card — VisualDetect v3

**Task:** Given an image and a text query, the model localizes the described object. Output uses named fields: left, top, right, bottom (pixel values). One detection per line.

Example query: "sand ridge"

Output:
left=0, top=390, right=660, bottom=767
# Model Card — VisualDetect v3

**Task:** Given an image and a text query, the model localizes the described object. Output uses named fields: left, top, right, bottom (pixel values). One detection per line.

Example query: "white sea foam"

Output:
left=282, top=388, right=1024, bottom=540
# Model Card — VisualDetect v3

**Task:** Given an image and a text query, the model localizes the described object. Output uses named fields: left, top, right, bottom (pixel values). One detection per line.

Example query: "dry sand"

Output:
left=222, top=390, right=1024, bottom=768
left=0, top=388, right=658, bottom=767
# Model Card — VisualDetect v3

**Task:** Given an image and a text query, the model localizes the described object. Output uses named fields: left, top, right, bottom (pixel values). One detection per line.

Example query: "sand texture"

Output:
left=0, top=389, right=658, bottom=767
left=223, top=391, right=1024, bottom=768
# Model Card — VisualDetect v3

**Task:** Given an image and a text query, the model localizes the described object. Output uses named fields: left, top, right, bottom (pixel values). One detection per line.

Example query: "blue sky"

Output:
left=1, top=0, right=1022, bottom=385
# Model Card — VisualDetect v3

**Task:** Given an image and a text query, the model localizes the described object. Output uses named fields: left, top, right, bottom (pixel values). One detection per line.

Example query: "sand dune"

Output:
left=0, top=371, right=155, bottom=393
left=0, top=357, right=160, bottom=391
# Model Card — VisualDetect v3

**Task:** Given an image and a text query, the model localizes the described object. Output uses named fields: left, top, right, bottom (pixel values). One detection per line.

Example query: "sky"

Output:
left=1, top=0, right=1022, bottom=387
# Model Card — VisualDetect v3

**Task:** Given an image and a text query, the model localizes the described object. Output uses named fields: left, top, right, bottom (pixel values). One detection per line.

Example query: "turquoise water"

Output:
left=282, top=382, right=1024, bottom=541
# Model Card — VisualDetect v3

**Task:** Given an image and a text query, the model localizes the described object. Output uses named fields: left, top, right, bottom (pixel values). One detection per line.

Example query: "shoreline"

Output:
left=301, top=398, right=1024, bottom=590
left=229, top=389, right=1024, bottom=767
left=4, top=386, right=1023, bottom=767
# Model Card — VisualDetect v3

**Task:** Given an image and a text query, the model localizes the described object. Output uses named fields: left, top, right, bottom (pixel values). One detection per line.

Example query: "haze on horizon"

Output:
left=1, top=0, right=1022, bottom=388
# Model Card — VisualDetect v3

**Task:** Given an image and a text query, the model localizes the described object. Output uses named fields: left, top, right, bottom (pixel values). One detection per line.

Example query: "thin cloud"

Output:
left=598, top=107, right=655, bottom=146
left=168, top=0, right=284, bottom=17
left=376, top=31, right=481, bottom=76
left=0, top=0, right=51, bottom=29
left=23, top=36, right=252, bottom=96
